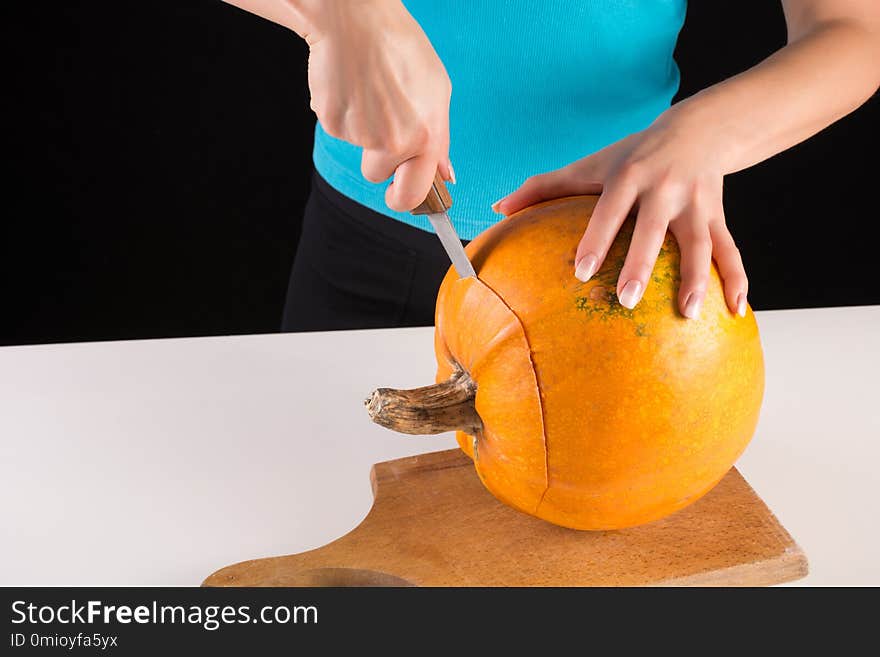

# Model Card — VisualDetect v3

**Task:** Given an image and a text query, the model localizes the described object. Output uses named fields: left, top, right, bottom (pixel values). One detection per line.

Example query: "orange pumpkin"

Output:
left=367, top=195, right=764, bottom=530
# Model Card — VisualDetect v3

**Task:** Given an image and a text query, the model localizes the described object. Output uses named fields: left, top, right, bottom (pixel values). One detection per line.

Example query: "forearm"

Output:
left=670, top=18, right=880, bottom=175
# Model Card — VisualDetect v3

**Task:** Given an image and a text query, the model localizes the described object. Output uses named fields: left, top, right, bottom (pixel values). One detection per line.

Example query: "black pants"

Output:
left=282, top=171, right=466, bottom=332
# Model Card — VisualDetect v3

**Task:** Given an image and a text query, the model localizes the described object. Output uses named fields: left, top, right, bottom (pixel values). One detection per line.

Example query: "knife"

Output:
left=411, top=171, right=477, bottom=278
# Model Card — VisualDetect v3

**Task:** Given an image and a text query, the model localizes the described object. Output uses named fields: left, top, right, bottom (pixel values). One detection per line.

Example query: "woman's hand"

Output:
left=492, top=108, right=747, bottom=319
left=307, top=1, right=453, bottom=211
left=492, top=0, right=880, bottom=320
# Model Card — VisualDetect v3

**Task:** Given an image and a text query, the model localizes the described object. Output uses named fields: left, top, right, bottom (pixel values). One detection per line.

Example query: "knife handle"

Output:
left=411, top=171, right=453, bottom=215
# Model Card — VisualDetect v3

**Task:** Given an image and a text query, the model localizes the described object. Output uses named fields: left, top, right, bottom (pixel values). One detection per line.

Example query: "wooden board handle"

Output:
left=411, top=171, right=453, bottom=215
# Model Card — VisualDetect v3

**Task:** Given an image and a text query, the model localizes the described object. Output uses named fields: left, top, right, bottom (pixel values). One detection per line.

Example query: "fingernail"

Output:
left=683, top=292, right=703, bottom=320
left=448, top=161, right=456, bottom=185
left=574, top=254, right=598, bottom=282
left=491, top=198, right=504, bottom=214
left=618, top=280, right=643, bottom=309
left=736, top=293, right=747, bottom=317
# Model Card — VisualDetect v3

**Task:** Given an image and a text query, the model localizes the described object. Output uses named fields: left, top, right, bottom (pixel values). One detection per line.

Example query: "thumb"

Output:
left=492, top=163, right=604, bottom=216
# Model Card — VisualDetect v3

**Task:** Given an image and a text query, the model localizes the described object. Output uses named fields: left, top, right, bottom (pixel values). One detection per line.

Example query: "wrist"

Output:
left=306, top=0, right=405, bottom=43
left=660, top=91, right=751, bottom=176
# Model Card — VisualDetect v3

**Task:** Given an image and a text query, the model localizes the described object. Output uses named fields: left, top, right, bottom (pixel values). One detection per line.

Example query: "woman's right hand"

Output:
left=306, top=1, right=453, bottom=211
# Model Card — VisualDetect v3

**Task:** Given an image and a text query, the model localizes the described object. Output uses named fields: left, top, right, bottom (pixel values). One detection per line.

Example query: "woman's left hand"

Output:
left=491, top=109, right=748, bottom=319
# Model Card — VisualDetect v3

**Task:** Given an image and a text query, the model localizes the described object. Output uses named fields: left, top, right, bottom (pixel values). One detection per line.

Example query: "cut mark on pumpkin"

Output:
left=472, top=277, right=551, bottom=514
left=573, top=256, right=639, bottom=323
left=589, top=285, right=612, bottom=301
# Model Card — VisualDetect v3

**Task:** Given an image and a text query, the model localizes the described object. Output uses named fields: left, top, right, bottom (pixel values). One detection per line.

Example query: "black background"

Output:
left=3, top=1, right=878, bottom=346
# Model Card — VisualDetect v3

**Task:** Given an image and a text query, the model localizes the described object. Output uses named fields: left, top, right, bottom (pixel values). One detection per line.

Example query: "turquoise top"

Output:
left=313, top=0, right=686, bottom=240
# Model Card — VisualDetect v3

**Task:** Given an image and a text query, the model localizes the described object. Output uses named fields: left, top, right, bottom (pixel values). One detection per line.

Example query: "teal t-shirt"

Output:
left=312, top=1, right=686, bottom=240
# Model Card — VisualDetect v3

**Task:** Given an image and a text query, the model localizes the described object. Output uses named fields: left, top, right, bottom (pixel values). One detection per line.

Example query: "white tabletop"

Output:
left=1, top=306, right=878, bottom=586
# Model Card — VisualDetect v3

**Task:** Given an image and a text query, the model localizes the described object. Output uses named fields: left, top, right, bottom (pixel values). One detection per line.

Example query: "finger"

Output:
left=493, top=167, right=603, bottom=216
left=709, top=220, right=749, bottom=316
left=437, top=123, right=453, bottom=184
left=434, top=134, right=453, bottom=184
left=573, top=179, right=639, bottom=282
left=361, top=149, right=399, bottom=184
left=386, top=153, right=440, bottom=212
left=443, top=158, right=456, bottom=184
left=614, top=196, right=669, bottom=310
left=670, top=219, right=712, bottom=319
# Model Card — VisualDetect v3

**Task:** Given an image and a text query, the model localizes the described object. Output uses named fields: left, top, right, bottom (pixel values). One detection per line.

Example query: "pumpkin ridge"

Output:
left=471, top=276, right=551, bottom=514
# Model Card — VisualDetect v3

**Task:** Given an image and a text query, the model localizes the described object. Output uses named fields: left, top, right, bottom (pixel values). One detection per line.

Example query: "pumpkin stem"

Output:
left=365, top=368, right=482, bottom=436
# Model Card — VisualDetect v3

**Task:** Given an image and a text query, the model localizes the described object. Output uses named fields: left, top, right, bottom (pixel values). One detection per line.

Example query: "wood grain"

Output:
left=203, top=449, right=807, bottom=587
left=410, top=172, right=453, bottom=215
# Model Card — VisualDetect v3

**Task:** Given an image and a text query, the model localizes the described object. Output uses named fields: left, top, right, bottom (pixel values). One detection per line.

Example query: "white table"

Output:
left=1, top=306, right=878, bottom=586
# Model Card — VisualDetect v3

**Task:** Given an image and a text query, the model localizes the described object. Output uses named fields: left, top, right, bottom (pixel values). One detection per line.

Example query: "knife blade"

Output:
left=411, top=172, right=476, bottom=278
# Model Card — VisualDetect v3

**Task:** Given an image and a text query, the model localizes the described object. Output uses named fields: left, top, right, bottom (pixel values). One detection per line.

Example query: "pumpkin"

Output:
left=366, top=195, right=764, bottom=530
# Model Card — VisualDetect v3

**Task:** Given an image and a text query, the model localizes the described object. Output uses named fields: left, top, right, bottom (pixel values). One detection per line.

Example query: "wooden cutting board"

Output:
left=203, top=449, right=807, bottom=587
